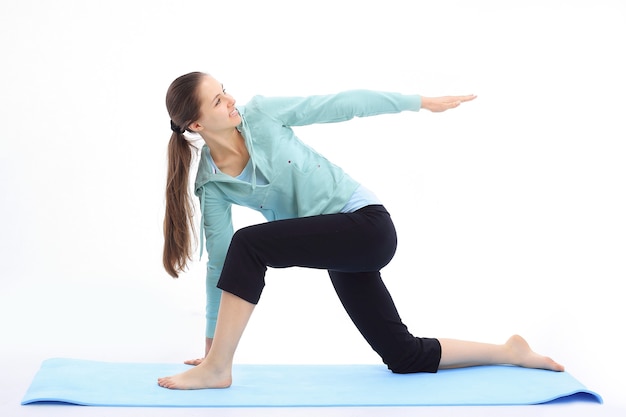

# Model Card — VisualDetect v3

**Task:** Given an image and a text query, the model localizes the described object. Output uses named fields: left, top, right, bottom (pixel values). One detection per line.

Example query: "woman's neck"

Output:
left=200, top=127, right=240, bottom=152
left=201, top=128, right=249, bottom=177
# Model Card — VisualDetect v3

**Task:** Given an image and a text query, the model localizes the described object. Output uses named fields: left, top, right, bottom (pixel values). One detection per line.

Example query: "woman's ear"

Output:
left=188, top=121, right=203, bottom=133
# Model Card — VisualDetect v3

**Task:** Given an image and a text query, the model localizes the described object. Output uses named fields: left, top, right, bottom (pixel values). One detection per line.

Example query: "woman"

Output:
left=158, top=72, right=563, bottom=390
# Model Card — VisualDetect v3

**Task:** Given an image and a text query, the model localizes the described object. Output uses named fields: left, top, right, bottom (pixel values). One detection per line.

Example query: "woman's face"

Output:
left=191, top=75, right=241, bottom=134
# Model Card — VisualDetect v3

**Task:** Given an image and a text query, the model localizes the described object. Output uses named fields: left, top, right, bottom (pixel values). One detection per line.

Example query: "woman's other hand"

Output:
left=183, top=337, right=213, bottom=366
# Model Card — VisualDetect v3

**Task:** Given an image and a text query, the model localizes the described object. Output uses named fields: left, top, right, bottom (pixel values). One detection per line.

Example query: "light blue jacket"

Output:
left=194, top=90, right=422, bottom=337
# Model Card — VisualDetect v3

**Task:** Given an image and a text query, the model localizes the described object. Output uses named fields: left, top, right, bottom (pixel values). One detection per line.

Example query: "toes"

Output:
left=157, top=377, right=176, bottom=389
left=549, top=358, right=565, bottom=372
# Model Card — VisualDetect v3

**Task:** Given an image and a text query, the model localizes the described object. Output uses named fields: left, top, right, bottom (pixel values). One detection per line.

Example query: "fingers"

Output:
left=444, top=95, right=477, bottom=108
left=433, top=100, right=461, bottom=112
left=421, top=95, right=477, bottom=112
left=456, top=94, right=477, bottom=103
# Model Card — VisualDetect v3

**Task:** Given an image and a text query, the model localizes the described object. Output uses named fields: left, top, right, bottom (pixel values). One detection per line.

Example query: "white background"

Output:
left=1, top=1, right=624, bottom=416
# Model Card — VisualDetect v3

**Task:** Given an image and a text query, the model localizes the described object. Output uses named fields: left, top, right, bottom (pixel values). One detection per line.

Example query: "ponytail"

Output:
left=163, top=130, right=196, bottom=278
left=163, top=71, right=206, bottom=277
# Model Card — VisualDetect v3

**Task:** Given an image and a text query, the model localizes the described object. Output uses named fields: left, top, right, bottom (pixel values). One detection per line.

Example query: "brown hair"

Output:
left=163, top=72, right=206, bottom=277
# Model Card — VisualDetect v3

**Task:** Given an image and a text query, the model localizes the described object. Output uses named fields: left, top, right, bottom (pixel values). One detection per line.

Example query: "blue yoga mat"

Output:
left=21, top=358, right=602, bottom=407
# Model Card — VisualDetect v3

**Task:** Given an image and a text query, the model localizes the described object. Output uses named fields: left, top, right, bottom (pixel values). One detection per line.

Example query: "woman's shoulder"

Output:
left=239, top=95, right=276, bottom=117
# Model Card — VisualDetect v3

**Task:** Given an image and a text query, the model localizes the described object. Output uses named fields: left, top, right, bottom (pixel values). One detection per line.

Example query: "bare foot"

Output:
left=157, top=361, right=232, bottom=390
left=506, top=334, right=565, bottom=372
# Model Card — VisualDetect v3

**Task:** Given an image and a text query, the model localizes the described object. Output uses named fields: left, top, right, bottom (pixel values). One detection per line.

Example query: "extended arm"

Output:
left=250, top=90, right=476, bottom=126
left=184, top=186, right=234, bottom=365
left=250, top=90, right=422, bottom=126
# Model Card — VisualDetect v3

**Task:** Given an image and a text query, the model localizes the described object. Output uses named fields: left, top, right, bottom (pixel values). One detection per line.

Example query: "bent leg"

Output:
left=216, top=205, right=442, bottom=373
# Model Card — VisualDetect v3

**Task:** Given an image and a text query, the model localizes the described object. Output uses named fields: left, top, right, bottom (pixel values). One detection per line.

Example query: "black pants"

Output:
left=217, top=205, right=441, bottom=373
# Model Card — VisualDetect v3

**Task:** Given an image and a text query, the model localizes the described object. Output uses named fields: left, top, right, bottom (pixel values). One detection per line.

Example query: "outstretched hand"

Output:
left=421, top=95, right=477, bottom=112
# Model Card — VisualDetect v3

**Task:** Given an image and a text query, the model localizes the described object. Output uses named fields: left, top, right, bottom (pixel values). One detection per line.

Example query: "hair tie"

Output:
left=170, top=120, right=185, bottom=135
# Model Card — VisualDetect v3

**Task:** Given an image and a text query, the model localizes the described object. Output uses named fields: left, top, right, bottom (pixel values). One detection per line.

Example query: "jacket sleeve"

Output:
left=200, top=188, right=234, bottom=338
left=249, top=90, right=422, bottom=127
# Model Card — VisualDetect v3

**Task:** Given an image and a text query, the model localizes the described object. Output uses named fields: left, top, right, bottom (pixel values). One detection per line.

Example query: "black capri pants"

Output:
left=217, top=205, right=442, bottom=373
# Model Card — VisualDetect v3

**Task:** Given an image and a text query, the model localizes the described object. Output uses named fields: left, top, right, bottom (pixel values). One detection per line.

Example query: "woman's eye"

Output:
left=215, top=89, right=227, bottom=106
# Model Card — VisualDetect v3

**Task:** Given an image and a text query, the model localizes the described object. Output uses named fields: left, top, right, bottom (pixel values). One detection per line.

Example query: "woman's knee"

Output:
left=385, top=337, right=442, bottom=374
left=229, top=226, right=263, bottom=257
left=218, top=227, right=268, bottom=304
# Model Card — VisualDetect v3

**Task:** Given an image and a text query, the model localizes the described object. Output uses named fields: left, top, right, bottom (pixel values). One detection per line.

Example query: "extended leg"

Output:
left=439, top=335, right=564, bottom=371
